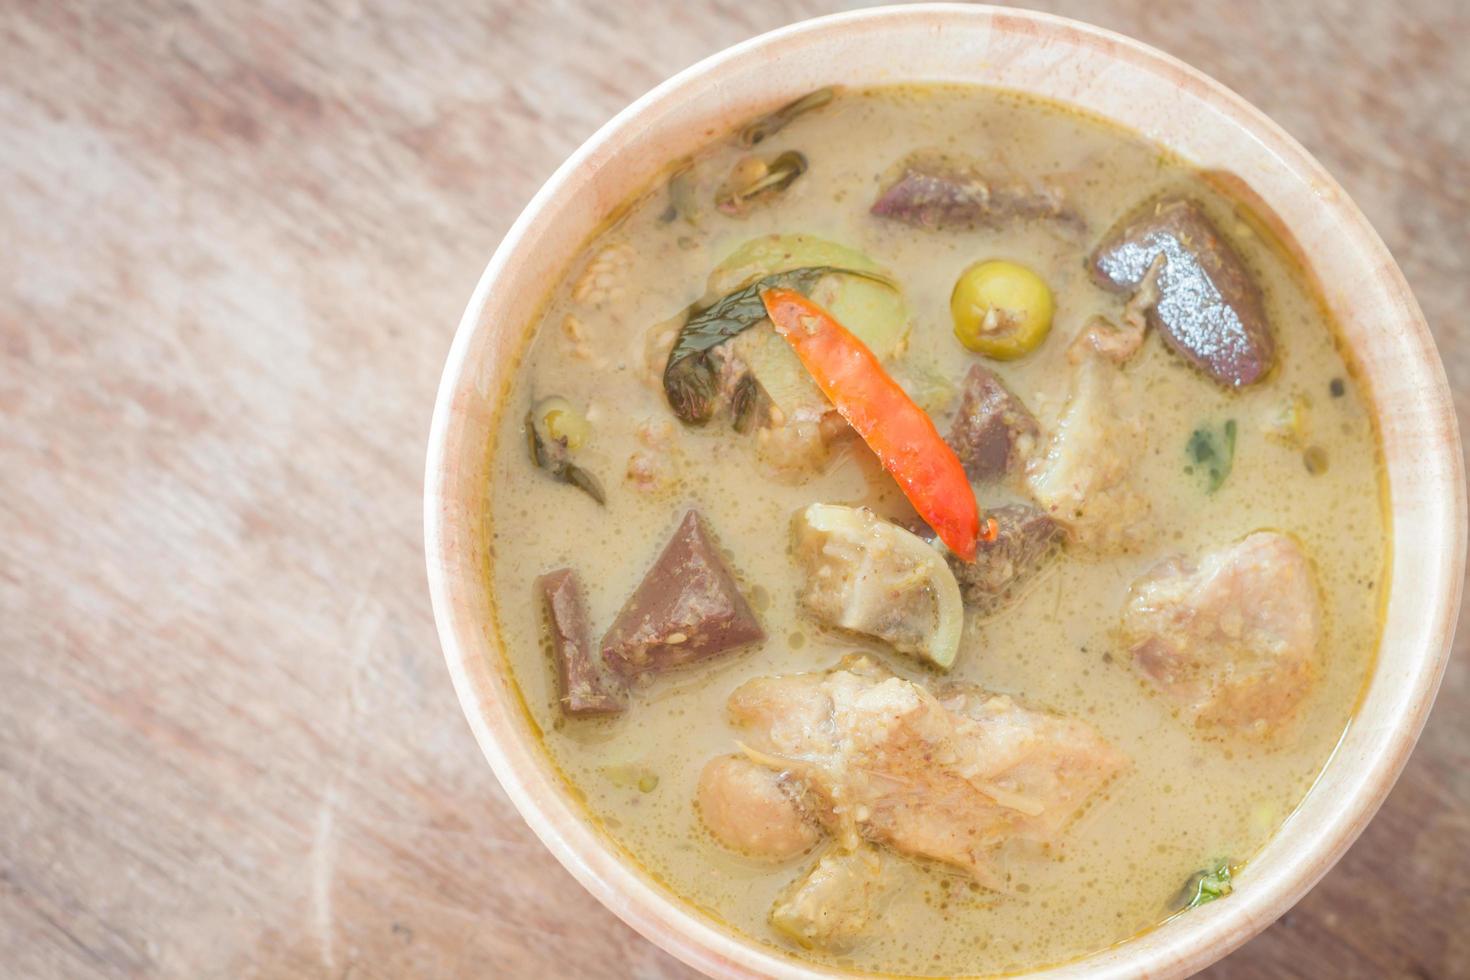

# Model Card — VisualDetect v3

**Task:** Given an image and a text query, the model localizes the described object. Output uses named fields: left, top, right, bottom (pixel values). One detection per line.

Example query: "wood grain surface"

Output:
left=2, top=1, right=1466, bottom=977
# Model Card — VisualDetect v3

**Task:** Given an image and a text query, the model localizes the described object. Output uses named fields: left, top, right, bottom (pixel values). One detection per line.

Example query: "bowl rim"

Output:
left=424, top=5, right=1465, bottom=977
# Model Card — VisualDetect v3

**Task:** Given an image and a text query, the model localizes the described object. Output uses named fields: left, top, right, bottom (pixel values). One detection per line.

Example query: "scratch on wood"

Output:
left=306, top=596, right=385, bottom=971
left=311, top=784, right=340, bottom=972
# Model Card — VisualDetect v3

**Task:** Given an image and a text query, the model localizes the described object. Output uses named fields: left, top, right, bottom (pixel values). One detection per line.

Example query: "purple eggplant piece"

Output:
left=1090, top=196, right=1273, bottom=388
left=871, top=164, right=1082, bottom=232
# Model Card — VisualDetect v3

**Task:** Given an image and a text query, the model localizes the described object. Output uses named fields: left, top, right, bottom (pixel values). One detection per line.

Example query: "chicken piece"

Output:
left=1090, top=196, right=1273, bottom=387
left=625, top=418, right=680, bottom=493
left=601, top=510, right=764, bottom=676
left=696, top=756, right=818, bottom=860
left=946, top=364, right=1041, bottom=482
left=560, top=313, right=600, bottom=364
left=1073, top=273, right=1152, bottom=364
left=728, top=656, right=1127, bottom=884
left=1025, top=322, right=1150, bottom=553
left=948, top=504, right=1060, bottom=614
left=730, top=325, right=851, bottom=480
left=793, top=504, right=964, bottom=669
left=752, top=403, right=849, bottom=481
left=570, top=241, right=634, bottom=307
left=770, top=846, right=893, bottom=951
left=654, top=324, right=841, bottom=480
left=1119, top=532, right=1321, bottom=733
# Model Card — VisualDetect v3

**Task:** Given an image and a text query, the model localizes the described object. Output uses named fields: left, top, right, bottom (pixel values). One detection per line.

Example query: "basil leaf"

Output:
left=1185, top=418, right=1237, bottom=493
left=661, top=265, right=891, bottom=425
left=1176, top=859, right=1234, bottom=911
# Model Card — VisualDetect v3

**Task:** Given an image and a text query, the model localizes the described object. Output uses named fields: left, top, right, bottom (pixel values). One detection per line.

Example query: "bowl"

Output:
left=424, top=5, right=1465, bottom=976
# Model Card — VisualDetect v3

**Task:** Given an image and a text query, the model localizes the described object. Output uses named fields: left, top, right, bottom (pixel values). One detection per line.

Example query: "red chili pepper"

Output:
left=761, top=288, right=984, bottom=561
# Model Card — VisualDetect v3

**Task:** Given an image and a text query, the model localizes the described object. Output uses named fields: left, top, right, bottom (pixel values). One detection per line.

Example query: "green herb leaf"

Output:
left=661, top=265, right=892, bottom=425
left=526, top=408, right=606, bottom=505
left=1178, top=860, right=1234, bottom=910
left=1186, top=418, right=1237, bottom=493
left=738, top=87, right=836, bottom=146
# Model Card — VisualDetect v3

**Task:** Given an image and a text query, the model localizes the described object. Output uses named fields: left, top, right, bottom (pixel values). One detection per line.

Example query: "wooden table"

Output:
left=3, top=1, right=1466, bottom=976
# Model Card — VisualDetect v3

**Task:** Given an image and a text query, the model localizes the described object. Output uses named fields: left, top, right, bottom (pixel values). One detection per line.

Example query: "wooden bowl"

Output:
left=424, top=6, right=1465, bottom=976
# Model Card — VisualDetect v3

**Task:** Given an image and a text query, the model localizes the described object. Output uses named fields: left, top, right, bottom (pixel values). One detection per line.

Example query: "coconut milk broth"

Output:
left=483, top=86, right=1385, bottom=975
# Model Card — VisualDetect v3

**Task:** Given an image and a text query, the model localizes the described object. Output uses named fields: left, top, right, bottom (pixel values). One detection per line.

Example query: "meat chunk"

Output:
left=728, top=656, right=1127, bottom=884
left=1073, top=298, right=1148, bottom=365
left=696, top=756, right=818, bottom=860
left=770, top=846, right=893, bottom=951
left=949, top=504, right=1060, bottom=613
left=946, top=365, right=1041, bottom=481
left=871, top=161, right=1081, bottom=232
left=729, top=324, right=853, bottom=481
left=1090, top=196, right=1273, bottom=388
left=535, top=569, right=625, bottom=716
left=570, top=241, right=634, bottom=307
left=794, top=504, right=964, bottom=669
left=753, top=402, right=850, bottom=482
left=1119, top=532, right=1321, bottom=733
left=1025, top=327, right=1150, bottom=553
left=625, top=418, right=680, bottom=493
left=658, top=325, right=843, bottom=481
left=601, top=510, right=764, bottom=676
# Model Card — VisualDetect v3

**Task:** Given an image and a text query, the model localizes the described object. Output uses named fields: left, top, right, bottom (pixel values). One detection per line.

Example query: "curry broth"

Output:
left=483, top=86, right=1386, bottom=976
